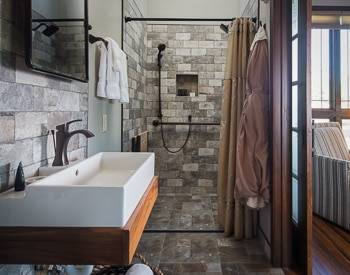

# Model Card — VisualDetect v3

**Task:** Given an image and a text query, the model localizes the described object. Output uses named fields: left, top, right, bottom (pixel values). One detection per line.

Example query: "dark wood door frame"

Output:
left=270, top=0, right=292, bottom=268
left=299, top=1, right=313, bottom=273
left=270, top=0, right=312, bottom=273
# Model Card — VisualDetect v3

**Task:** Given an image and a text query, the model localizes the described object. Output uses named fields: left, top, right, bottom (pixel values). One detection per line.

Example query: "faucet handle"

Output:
left=66, top=119, right=82, bottom=132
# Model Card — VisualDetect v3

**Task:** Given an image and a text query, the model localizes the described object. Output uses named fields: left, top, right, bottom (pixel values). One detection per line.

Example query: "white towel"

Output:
left=64, top=265, right=93, bottom=275
left=117, top=48, right=129, bottom=103
left=125, top=264, right=153, bottom=275
left=105, top=37, right=121, bottom=100
left=105, top=37, right=129, bottom=103
left=96, top=43, right=107, bottom=98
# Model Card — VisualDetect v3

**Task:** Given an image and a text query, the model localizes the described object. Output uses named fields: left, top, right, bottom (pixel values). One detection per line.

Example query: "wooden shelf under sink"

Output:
left=0, top=176, right=159, bottom=265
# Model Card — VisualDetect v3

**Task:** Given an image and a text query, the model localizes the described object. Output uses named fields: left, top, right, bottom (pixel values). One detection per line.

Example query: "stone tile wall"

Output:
left=122, top=0, right=149, bottom=151
left=145, top=24, right=228, bottom=197
left=0, top=0, right=89, bottom=192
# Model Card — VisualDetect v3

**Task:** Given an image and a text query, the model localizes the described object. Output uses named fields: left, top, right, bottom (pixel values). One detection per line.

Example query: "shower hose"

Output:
left=159, top=115, right=192, bottom=154
left=157, top=45, right=192, bottom=154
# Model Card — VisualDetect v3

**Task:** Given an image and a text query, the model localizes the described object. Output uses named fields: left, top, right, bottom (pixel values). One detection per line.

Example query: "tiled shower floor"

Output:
left=145, top=195, right=222, bottom=231
left=136, top=233, right=284, bottom=275
left=135, top=194, right=284, bottom=274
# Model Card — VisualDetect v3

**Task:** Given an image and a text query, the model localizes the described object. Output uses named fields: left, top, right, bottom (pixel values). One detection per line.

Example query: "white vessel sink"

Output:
left=0, top=152, right=155, bottom=227
left=38, top=159, right=81, bottom=176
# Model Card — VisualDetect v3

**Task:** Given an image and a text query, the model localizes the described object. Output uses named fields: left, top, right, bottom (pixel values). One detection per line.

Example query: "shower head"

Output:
left=220, top=24, right=229, bottom=34
left=43, top=25, right=60, bottom=37
left=33, top=23, right=60, bottom=37
left=158, top=43, right=166, bottom=52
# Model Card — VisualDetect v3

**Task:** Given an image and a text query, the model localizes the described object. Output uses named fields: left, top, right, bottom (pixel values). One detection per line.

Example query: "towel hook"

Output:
left=89, top=34, right=108, bottom=48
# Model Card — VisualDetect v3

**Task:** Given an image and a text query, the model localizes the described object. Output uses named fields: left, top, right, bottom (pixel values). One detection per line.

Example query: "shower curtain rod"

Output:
left=125, top=16, right=257, bottom=23
left=126, top=0, right=262, bottom=23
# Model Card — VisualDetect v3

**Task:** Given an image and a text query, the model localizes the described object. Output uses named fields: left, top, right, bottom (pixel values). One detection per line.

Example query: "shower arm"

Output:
left=32, top=23, right=48, bottom=31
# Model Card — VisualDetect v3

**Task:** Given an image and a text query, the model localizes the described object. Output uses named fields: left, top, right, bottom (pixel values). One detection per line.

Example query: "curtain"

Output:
left=217, top=18, right=257, bottom=239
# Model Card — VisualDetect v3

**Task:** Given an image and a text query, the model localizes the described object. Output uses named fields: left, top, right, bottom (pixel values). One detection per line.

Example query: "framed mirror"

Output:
left=25, top=0, right=89, bottom=82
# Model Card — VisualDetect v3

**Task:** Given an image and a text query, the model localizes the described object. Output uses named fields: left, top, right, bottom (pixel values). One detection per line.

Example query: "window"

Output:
left=341, top=119, right=350, bottom=148
left=291, top=0, right=300, bottom=224
left=311, top=29, right=330, bottom=109
left=311, top=23, right=350, bottom=147
left=341, top=30, right=350, bottom=108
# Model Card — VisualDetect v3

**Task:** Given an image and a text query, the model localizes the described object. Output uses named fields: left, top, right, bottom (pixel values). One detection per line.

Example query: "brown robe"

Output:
left=234, top=28, right=270, bottom=209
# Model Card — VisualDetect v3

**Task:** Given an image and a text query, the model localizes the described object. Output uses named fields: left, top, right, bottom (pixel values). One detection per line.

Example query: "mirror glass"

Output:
left=28, top=0, right=88, bottom=82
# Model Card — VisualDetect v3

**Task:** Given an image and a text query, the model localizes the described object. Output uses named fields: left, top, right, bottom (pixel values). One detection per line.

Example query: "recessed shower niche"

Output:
left=176, top=74, right=198, bottom=96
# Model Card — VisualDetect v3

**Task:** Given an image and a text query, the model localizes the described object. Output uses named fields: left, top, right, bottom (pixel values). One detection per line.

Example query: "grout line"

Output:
left=157, top=231, right=166, bottom=268
left=258, top=225, right=271, bottom=246
left=144, top=229, right=224, bottom=233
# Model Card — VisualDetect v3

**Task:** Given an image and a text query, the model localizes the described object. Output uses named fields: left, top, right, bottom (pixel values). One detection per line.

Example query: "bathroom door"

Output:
left=271, top=0, right=312, bottom=272
left=290, top=0, right=312, bottom=273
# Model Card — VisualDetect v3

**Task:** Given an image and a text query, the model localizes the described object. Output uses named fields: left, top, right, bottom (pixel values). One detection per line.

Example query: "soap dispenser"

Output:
left=14, top=162, right=26, bottom=192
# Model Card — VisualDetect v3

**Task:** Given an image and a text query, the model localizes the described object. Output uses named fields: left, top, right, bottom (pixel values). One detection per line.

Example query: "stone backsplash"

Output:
left=0, top=0, right=88, bottom=192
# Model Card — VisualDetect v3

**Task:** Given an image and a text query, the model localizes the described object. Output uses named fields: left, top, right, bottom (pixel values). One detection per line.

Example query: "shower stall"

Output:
left=123, top=18, right=228, bottom=231
left=122, top=0, right=244, bottom=232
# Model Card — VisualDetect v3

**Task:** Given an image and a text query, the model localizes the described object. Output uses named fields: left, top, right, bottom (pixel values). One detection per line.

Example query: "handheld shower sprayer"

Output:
left=157, top=43, right=167, bottom=119
left=158, top=43, right=166, bottom=51
left=157, top=43, right=166, bottom=68
left=155, top=43, right=191, bottom=153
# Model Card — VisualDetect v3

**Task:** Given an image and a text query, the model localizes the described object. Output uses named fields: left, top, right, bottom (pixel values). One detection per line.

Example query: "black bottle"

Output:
left=14, top=162, right=26, bottom=192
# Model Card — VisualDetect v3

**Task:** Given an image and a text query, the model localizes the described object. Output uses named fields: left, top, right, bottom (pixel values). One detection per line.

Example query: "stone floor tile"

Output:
left=168, top=212, right=193, bottom=229
left=159, top=262, right=223, bottom=275
left=160, top=236, right=192, bottom=262
left=181, top=273, right=223, bottom=275
left=160, top=233, right=220, bottom=264
left=219, top=246, right=251, bottom=263
left=239, top=262, right=276, bottom=272
left=147, top=194, right=222, bottom=230
left=221, top=263, right=244, bottom=275
left=138, top=193, right=284, bottom=275
left=158, top=263, right=177, bottom=275
left=217, top=237, right=241, bottom=248
left=135, top=233, right=166, bottom=267
left=145, top=209, right=171, bottom=230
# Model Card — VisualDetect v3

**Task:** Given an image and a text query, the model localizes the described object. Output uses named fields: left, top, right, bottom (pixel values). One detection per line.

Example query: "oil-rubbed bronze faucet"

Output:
left=52, top=119, right=95, bottom=166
